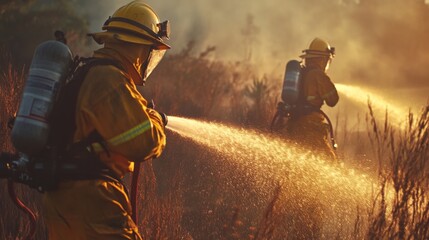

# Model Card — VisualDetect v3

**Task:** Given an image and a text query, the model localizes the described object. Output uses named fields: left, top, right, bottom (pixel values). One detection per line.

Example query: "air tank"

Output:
left=11, top=41, right=73, bottom=155
left=281, top=60, right=301, bottom=105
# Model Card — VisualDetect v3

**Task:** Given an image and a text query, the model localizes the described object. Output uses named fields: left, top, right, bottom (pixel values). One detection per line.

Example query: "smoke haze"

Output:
left=82, top=0, right=428, bottom=110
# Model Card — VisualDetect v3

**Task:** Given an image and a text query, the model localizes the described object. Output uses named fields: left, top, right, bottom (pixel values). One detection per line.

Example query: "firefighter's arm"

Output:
left=83, top=77, right=166, bottom=162
left=318, top=74, right=339, bottom=107
left=143, top=107, right=167, bottom=159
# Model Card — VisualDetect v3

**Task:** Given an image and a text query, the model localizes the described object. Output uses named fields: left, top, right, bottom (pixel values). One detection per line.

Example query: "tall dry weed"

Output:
left=135, top=160, right=189, bottom=239
left=366, top=104, right=429, bottom=239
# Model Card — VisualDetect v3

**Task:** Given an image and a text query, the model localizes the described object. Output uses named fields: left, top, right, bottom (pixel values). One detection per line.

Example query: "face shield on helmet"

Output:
left=141, top=48, right=166, bottom=81
left=143, top=20, right=169, bottom=81
left=325, top=57, right=332, bottom=71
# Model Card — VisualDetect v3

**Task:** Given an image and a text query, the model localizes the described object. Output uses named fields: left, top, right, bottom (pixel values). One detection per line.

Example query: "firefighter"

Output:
left=42, top=1, right=169, bottom=239
left=280, top=38, right=339, bottom=161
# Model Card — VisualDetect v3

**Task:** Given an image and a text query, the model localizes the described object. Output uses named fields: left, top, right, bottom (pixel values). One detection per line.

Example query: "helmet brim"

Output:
left=299, top=52, right=334, bottom=59
left=299, top=53, right=326, bottom=59
left=300, top=48, right=334, bottom=59
left=88, top=31, right=171, bottom=50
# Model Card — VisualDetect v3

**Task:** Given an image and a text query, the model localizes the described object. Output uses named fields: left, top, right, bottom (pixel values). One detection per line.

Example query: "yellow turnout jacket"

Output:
left=74, top=48, right=166, bottom=177
left=301, top=66, right=339, bottom=109
left=43, top=47, right=165, bottom=240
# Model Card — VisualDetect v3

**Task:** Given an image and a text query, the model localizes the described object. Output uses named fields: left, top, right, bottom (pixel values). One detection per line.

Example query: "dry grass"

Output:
left=365, top=104, right=429, bottom=239
left=0, top=58, right=46, bottom=239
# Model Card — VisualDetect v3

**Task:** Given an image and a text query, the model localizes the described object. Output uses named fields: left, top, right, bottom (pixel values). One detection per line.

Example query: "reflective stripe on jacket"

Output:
left=74, top=50, right=166, bottom=178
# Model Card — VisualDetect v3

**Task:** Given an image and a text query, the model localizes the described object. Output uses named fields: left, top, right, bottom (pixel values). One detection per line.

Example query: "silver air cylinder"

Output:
left=281, top=60, right=301, bottom=105
left=11, top=41, right=73, bottom=155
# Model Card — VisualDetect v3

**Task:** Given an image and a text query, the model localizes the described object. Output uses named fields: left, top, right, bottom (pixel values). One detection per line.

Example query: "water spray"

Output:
left=166, top=116, right=377, bottom=236
left=336, top=83, right=408, bottom=128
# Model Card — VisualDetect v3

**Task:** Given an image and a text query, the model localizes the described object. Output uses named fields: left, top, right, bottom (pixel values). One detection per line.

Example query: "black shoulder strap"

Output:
left=48, top=57, right=124, bottom=150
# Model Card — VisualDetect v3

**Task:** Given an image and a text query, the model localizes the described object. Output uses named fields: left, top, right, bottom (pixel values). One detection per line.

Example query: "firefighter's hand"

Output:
left=159, top=112, right=168, bottom=126
left=147, top=99, right=167, bottom=126
left=150, top=110, right=167, bottom=127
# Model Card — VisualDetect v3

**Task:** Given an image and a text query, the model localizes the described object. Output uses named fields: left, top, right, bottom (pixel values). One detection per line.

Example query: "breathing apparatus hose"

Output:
left=130, top=161, right=141, bottom=224
left=318, top=110, right=337, bottom=150
left=7, top=180, right=37, bottom=240
left=270, top=111, right=282, bottom=132
left=270, top=103, right=289, bottom=132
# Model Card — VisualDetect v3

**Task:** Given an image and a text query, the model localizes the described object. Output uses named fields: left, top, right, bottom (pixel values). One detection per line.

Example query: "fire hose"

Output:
left=130, top=104, right=167, bottom=225
left=318, top=109, right=338, bottom=150
left=1, top=153, right=37, bottom=240
left=7, top=180, right=37, bottom=240
left=130, top=161, right=141, bottom=224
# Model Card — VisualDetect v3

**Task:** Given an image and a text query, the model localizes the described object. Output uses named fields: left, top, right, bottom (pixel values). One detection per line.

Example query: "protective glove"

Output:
left=159, top=112, right=168, bottom=126
left=147, top=100, right=168, bottom=126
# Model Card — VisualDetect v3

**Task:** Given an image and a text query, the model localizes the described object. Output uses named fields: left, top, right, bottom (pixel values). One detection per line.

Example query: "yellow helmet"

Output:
left=300, top=38, right=335, bottom=59
left=88, top=1, right=170, bottom=50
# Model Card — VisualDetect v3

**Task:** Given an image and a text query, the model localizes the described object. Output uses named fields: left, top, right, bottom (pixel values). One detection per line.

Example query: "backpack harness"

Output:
left=0, top=57, right=128, bottom=190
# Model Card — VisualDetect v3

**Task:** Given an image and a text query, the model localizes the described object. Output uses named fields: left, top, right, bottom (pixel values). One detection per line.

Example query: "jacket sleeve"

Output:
left=317, top=73, right=339, bottom=107
left=77, top=65, right=166, bottom=162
